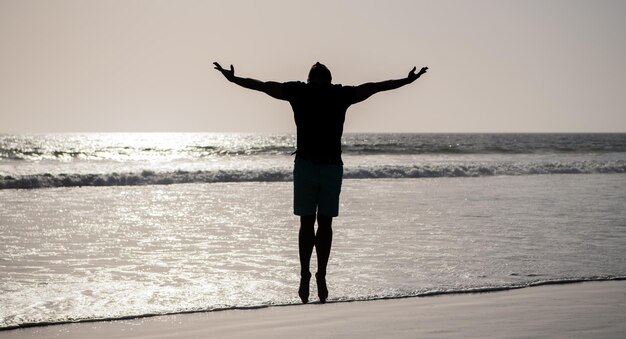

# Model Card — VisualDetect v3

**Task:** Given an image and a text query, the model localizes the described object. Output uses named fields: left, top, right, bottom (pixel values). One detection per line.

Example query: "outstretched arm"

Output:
left=213, top=62, right=285, bottom=100
left=353, top=66, right=428, bottom=103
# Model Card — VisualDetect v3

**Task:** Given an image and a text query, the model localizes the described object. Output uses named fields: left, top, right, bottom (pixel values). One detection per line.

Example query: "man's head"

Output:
left=307, top=62, right=332, bottom=85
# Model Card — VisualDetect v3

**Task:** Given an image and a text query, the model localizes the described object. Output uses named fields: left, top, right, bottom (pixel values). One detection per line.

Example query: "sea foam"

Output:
left=1, top=160, right=624, bottom=189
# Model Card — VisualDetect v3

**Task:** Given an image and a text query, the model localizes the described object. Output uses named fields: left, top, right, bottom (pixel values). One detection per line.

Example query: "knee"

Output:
left=316, top=214, right=333, bottom=230
left=300, top=215, right=316, bottom=230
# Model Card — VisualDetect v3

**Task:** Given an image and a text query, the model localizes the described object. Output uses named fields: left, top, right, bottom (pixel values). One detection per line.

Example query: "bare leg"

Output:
left=298, top=215, right=316, bottom=303
left=315, top=214, right=333, bottom=303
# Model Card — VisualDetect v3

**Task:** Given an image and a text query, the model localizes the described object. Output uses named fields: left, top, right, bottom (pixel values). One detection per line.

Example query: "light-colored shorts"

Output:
left=293, top=156, right=343, bottom=217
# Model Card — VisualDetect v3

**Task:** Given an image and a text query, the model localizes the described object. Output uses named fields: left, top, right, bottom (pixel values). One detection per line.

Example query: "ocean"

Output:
left=1, top=133, right=625, bottom=330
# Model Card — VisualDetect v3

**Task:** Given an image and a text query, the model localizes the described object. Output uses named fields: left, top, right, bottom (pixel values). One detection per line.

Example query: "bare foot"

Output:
left=316, top=272, right=328, bottom=304
left=298, top=272, right=311, bottom=304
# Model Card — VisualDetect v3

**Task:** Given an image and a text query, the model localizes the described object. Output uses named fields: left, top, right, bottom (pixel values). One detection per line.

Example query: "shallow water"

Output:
left=2, top=174, right=625, bottom=328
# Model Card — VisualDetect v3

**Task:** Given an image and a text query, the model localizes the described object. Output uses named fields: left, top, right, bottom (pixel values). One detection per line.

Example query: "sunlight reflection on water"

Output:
left=1, top=174, right=626, bottom=327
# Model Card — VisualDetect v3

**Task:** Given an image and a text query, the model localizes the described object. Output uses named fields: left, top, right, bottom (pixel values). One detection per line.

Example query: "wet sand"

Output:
left=2, top=280, right=625, bottom=339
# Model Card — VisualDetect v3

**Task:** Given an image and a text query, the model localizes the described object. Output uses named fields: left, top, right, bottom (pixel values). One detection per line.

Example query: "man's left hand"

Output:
left=408, top=66, right=428, bottom=82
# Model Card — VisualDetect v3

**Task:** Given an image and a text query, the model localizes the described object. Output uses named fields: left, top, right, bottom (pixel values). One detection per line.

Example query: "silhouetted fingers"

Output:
left=230, top=64, right=234, bottom=73
left=213, top=62, right=223, bottom=71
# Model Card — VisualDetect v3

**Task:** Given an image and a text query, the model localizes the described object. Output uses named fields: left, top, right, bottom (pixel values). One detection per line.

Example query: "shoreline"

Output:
left=3, top=276, right=625, bottom=332
left=2, top=279, right=625, bottom=338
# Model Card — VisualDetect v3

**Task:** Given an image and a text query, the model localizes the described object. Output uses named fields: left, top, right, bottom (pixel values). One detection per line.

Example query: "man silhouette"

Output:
left=213, top=61, right=428, bottom=304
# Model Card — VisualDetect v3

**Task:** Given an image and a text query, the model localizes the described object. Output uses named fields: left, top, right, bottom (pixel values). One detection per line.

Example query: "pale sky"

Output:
left=1, top=0, right=625, bottom=133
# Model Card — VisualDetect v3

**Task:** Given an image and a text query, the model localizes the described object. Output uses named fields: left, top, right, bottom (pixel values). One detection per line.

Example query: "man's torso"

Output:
left=282, top=82, right=357, bottom=164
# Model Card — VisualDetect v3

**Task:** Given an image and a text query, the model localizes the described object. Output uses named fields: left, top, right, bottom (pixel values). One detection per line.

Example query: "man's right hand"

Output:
left=213, top=62, right=235, bottom=81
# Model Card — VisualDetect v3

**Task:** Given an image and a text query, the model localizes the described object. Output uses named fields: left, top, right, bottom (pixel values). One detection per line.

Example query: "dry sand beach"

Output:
left=2, top=280, right=625, bottom=339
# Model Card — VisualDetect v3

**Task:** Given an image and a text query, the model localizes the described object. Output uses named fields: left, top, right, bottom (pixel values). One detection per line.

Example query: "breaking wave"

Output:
left=2, top=161, right=624, bottom=189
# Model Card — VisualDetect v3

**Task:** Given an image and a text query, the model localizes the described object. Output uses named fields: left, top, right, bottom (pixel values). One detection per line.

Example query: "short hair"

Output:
left=307, top=62, right=332, bottom=84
